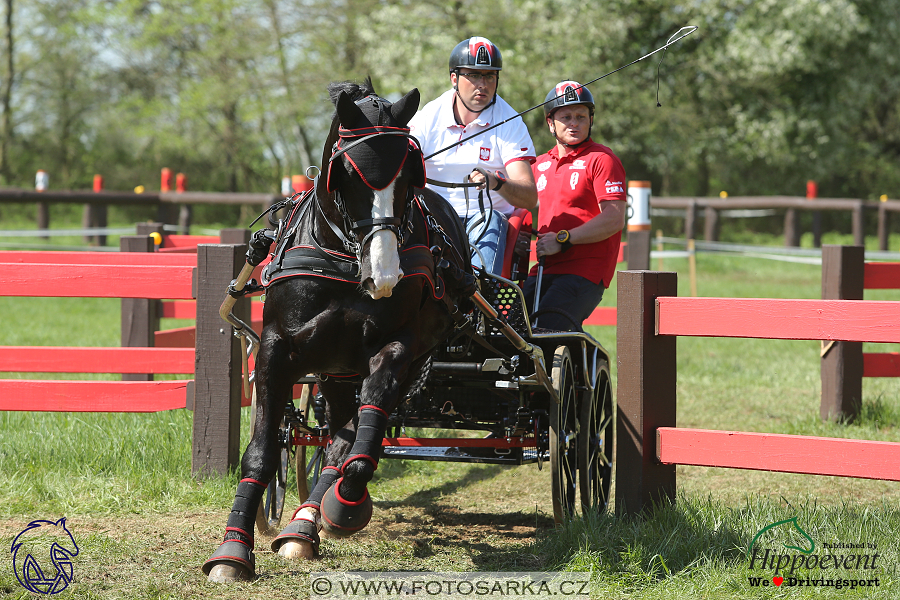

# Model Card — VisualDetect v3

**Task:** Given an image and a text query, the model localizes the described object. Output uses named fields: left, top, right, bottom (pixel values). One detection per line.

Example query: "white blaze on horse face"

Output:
left=367, top=181, right=403, bottom=299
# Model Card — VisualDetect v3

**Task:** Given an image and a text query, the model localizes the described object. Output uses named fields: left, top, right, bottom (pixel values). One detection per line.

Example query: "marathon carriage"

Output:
left=203, top=79, right=615, bottom=582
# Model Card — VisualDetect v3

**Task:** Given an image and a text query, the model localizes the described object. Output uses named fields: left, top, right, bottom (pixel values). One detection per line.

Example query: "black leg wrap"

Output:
left=320, top=476, right=374, bottom=537
left=271, top=516, right=321, bottom=555
left=202, top=539, right=256, bottom=578
left=223, top=479, right=265, bottom=545
left=340, top=405, right=389, bottom=473
left=305, top=466, right=341, bottom=509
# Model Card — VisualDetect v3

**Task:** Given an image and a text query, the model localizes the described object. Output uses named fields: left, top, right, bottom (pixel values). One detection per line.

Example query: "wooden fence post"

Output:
left=784, top=208, right=800, bottom=247
left=852, top=201, right=865, bottom=247
left=192, top=243, right=249, bottom=477
left=219, top=228, right=251, bottom=245
left=120, top=235, right=159, bottom=382
left=877, top=203, right=889, bottom=252
left=616, top=270, right=677, bottom=516
left=820, top=245, right=864, bottom=422
left=703, top=206, right=720, bottom=242
left=685, top=201, right=697, bottom=241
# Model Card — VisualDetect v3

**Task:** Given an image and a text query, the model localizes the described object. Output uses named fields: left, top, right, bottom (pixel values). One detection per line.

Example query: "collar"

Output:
left=549, top=138, right=596, bottom=161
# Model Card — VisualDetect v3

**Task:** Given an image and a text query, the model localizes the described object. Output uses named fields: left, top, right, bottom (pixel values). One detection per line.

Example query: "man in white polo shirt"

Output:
left=409, top=36, right=537, bottom=274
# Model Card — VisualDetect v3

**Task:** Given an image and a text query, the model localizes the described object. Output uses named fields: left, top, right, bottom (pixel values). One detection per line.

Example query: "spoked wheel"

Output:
left=549, top=346, right=578, bottom=524
left=578, top=349, right=614, bottom=517
left=250, top=384, right=289, bottom=535
left=294, top=383, right=325, bottom=503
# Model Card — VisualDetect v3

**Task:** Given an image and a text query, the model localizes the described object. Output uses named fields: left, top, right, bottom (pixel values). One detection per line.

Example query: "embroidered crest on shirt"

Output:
left=536, top=173, right=547, bottom=192
left=479, top=147, right=491, bottom=161
left=537, top=161, right=551, bottom=172
left=570, top=172, right=579, bottom=189
left=605, top=179, right=624, bottom=193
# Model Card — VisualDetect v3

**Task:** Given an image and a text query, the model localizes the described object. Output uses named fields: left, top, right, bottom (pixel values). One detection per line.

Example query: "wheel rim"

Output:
left=579, top=353, right=613, bottom=516
left=550, top=346, right=578, bottom=524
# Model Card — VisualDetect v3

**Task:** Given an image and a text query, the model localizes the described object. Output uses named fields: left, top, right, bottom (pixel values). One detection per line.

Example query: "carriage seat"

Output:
left=499, top=208, right=532, bottom=281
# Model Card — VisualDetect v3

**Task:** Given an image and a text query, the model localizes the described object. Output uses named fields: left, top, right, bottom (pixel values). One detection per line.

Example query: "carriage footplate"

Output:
left=382, top=439, right=541, bottom=465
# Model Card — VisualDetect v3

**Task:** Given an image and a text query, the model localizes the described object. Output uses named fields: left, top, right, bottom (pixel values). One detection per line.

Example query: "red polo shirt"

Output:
left=530, top=139, right=626, bottom=286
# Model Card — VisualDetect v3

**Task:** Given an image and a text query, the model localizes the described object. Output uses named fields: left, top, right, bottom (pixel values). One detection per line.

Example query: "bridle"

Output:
left=320, top=98, right=422, bottom=261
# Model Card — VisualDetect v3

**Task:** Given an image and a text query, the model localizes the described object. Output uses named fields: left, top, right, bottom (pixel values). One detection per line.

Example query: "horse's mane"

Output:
left=327, top=76, right=377, bottom=105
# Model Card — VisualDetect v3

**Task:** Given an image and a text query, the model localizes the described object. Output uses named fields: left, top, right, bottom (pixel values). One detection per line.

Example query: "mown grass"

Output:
left=0, top=225, right=898, bottom=598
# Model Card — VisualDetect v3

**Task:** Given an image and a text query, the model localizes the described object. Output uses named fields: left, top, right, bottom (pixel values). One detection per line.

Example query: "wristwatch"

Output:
left=492, top=170, right=506, bottom=191
left=556, top=230, right=573, bottom=253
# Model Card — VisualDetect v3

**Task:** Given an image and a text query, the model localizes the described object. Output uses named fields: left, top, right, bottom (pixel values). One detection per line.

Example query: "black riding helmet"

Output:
left=448, top=37, right=503, bottom=72
left=543, top=80, right=594, bottom=120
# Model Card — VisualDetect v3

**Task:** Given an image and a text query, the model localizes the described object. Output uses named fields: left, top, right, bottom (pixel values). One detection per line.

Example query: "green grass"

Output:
left=0, top=228, right=898, bottom=598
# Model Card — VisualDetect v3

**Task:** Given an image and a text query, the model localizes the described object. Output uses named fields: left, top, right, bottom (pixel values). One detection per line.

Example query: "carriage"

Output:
left=204, top=79, right=616, bottom=582
left=242, top=203, right=615, bottom=532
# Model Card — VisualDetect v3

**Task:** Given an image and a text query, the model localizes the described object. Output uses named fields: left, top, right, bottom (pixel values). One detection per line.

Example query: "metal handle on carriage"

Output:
left=532, top=257, right=545, bottom=328
left=219, top=261, right=262, bottom=398
left=470, top=290, right=559, bottom=404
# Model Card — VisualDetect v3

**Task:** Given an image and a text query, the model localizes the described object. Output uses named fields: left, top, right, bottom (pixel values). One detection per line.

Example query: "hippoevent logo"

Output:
left=746, top=517, right=881, bottom=591
left=10, top=518, right=79, bottom=595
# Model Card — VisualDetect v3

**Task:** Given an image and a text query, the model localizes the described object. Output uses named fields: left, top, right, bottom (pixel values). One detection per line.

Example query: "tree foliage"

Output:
left=0, top=0, right=897, bottom=209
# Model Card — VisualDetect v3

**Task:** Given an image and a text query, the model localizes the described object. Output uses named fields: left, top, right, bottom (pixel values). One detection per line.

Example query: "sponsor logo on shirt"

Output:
left=537, top=161, right=551, bottom=172
left=479, top=147, right=491, bottom=161
left=536, top=173, right=547, bottom=192
left=569, top=159, right=587, bottom=170
left=605, top=179, right=624, bottom=193
left=570, top=172, right=579, bottom=189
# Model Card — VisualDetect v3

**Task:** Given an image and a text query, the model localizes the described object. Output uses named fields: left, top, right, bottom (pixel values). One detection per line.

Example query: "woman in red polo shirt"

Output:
left=522, top=81, right=627, bottom=331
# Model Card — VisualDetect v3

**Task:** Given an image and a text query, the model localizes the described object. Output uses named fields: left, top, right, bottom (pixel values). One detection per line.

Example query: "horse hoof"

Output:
left=206, top=563, right=252, bottom=583
left=271, top=517, right=320, bottom=557
left=277, top=539, right=317, bottom=560
left=320, top=477, right=373, bottom=537
left=202, top=540, right=256, bottom=581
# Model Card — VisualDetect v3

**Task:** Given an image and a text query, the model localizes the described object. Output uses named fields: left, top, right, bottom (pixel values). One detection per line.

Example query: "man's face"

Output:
left=549, top=104, right=592, bottom=145
left=452, top=68, right=498, bottom=112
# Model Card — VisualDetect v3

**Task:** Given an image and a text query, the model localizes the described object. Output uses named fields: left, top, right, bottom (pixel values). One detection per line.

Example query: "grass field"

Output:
left=0, top=222, right=899, bottom=599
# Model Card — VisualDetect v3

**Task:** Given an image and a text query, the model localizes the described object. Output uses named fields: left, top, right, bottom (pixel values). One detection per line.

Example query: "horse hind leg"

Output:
left=272, top=380, right=359, bottom=559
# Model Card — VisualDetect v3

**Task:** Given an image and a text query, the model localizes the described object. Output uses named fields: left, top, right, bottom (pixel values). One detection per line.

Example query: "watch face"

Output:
left=556, top=230, right=568, bottom=244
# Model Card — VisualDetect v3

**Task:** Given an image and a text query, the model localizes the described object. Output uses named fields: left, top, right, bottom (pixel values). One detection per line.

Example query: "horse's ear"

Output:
left=336, top=91, right=363, bottom=128
left=391, top=88, right=420, bottom=126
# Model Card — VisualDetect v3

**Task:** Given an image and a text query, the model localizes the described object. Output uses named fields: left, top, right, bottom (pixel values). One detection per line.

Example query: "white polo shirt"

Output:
left=409, top=88, right=536, bottom=218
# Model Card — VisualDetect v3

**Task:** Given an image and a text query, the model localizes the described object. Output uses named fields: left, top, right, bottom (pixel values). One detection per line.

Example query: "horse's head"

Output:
left=325, top=81, right=424, bottom=299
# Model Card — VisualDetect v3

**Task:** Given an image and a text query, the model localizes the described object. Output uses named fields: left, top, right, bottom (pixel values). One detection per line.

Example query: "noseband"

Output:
left=321, top=98, right=421, bottom=260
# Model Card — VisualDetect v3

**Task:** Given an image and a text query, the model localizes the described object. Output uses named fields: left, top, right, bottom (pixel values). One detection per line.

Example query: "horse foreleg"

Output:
left=320, top=341, right=410, bottom=536
left=204, top=334, right=296, bottom=582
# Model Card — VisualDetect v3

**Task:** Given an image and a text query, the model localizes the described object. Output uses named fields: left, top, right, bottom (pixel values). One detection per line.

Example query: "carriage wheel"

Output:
left=549, top=346, right=578, bottom=524
left=578, top=350, right=614, bottom=517
left=294, top=383, right=325, bottom=503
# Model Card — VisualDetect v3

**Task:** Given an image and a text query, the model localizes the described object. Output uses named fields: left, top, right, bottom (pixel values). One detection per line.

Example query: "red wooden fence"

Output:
left=0, top=241, right=250, bottom=476
left=821, top=245, right=900, bottom=420
left=615, top=269, right=900, bottom=517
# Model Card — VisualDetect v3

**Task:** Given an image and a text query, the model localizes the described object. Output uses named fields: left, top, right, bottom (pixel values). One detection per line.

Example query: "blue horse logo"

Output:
left=11, top=518, right=79, bottom=595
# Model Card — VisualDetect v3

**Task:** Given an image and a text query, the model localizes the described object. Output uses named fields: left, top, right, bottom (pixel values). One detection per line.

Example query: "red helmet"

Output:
left=543, top=80, right=594, bottom=119
left=449, top=37, right=502, bottom=72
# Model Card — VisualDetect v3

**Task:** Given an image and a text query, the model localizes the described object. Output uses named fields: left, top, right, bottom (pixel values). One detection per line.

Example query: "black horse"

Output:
left=203, top=79, right=473, bottom=582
